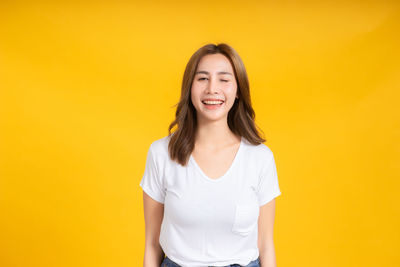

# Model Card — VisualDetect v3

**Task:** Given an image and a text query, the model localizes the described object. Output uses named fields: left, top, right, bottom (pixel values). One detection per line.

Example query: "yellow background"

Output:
left=1, top=1, right=399, bottom=266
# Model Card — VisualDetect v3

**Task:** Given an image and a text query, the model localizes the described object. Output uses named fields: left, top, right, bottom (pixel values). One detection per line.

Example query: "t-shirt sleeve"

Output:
left=139, top=143, right=165, bottom=204
left=256, top=152, right=281, bottom=206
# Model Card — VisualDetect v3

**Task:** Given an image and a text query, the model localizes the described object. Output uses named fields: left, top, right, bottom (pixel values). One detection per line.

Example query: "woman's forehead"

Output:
left=197, top=54, right=234, bottom=73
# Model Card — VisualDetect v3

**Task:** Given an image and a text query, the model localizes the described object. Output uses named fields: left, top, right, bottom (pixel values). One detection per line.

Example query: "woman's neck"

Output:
left=194, top=119, right=239, bottom=149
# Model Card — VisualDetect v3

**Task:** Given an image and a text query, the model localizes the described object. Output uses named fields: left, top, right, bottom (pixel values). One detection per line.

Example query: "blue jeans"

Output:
left=160, top=256, right=260, bottom=267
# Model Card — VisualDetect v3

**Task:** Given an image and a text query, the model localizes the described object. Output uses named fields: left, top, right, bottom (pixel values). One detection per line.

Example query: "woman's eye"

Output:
left=197, top=77, right=228, bottom=82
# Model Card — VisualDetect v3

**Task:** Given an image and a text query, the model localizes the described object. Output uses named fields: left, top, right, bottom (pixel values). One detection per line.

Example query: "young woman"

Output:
left=140, top=43, right=282, bottom=267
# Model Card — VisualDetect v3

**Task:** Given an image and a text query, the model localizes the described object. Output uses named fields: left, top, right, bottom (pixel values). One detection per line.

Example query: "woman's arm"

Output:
left=142, top=191, right=165, bottom=267
left=258, top=198, right=278, bottom=267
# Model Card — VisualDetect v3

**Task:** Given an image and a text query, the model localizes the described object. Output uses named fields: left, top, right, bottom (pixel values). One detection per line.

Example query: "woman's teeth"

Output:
left=202, top=100, right=224, bottom=105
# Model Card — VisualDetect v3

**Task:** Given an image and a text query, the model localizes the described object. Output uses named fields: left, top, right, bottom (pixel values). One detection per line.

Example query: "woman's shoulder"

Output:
left=148, top=135, right=171, bottom=157
left=242, top=137, right=274, bottom=160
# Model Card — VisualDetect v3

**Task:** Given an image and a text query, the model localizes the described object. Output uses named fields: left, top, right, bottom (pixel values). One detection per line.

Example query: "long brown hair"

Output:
left=168, top=43, right=266, bottom=166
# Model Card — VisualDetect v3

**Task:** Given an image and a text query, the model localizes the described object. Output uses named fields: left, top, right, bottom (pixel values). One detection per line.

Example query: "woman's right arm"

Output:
left=142, top=191, right=165, bottom=267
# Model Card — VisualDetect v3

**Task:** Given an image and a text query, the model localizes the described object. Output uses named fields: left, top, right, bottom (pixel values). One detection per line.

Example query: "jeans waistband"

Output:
left=161, top=256, right=260, bottom=267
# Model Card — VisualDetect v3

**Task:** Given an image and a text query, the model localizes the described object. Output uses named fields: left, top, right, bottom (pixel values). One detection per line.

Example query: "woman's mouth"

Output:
left=201, top=100, right=224, bottom=109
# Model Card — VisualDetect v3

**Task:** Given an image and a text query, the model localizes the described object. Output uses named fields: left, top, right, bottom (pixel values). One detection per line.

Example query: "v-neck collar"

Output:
left=189, top=137, right=243, bottom=182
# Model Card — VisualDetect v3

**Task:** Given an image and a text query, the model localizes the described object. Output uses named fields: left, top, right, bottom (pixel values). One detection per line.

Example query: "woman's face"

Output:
left=191, top=53, right=238, bottom=123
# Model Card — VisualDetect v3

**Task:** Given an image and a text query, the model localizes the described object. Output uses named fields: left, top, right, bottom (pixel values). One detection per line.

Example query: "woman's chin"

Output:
left=198, top=113, right=228, bottom=123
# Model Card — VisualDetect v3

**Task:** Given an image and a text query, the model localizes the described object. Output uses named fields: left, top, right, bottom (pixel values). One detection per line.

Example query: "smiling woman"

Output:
left=140, top=43, right=282, bottom=267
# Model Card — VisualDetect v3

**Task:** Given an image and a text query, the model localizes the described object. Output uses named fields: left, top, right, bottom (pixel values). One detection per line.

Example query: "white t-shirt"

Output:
left=139, top=135, right=281, bottom=267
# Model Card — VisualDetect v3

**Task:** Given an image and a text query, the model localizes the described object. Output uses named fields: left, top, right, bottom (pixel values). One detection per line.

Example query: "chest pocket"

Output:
left=231, top=203, right=259, bottom=236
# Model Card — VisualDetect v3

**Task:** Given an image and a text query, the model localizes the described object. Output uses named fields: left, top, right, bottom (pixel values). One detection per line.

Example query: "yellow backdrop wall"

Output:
left=0, top=1, right=399, bottom=266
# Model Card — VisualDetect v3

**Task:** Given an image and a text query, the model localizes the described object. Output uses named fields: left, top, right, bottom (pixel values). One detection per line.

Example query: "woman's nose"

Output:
left=206, top=77, right=219, bottom=93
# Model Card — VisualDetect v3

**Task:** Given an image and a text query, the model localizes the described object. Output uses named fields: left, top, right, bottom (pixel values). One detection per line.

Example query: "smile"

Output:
left=201, top=100, right=224, bottom=110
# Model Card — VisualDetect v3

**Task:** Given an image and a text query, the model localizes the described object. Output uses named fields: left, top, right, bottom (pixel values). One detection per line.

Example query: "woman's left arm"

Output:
left=258, top=198, right=278, bottom=267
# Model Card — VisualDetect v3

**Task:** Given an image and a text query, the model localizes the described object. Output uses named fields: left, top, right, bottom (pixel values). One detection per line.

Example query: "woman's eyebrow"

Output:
left=195, top=71, right=233, bottom=75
